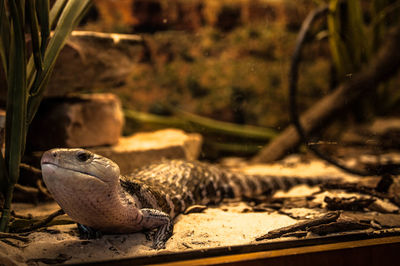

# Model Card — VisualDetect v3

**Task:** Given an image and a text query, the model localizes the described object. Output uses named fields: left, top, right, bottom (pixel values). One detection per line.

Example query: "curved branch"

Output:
left=288, top=5, right=371, bottom=176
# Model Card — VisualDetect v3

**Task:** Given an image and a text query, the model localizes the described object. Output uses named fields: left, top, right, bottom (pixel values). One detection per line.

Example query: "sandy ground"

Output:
left=1, top=201, right=301, bottom=265
left=1, top=157, right=399, bottom=265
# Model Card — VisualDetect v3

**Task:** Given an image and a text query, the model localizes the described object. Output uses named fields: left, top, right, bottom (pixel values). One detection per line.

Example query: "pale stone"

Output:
left=342, top=117, right=400, bottom=148
left=91, top=129, right=202, bottom=174
left=27, top=93, right=124, bottom=150
left=370, top=117, right=400, bottom=135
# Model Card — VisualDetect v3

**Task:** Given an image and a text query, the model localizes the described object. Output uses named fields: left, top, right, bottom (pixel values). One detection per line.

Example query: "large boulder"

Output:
left=27, top=93, right=124, bottom=150
left=0, top=32, right=144, bottom=101
left=91, top=129, right=203, bottom=174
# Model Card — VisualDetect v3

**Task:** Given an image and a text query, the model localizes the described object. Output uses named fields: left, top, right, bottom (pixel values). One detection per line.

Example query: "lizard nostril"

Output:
left=51, top=151, right=57, bottom=158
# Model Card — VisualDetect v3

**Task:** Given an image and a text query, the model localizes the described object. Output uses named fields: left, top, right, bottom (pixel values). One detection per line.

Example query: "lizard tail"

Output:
left=219, top=172, right=335, bottom=198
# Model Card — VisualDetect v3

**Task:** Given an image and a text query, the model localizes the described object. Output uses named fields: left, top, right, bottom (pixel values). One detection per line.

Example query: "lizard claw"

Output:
left=151, top=222, right=173, bottom=249
left=151, top=239, right=167, bottom=250
left=144, top=230, right=155, bottom=241
left=140, top=208, right=174, bottom=250
left=77, top=224, right=102, bottom=239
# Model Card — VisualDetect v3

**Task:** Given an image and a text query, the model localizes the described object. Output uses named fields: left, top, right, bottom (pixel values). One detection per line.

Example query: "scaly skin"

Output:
left=41, top=148, right=331, bottom=249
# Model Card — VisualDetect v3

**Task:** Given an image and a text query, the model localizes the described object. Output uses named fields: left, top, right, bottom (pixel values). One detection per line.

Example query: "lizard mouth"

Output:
left=41, top=162, right=107, bottom=183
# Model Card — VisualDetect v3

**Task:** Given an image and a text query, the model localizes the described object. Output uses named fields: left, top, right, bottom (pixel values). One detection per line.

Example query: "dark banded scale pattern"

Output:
left=120, top=160, right=324, bottom=218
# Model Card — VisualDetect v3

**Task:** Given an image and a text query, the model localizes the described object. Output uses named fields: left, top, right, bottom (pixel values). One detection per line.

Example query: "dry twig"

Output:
left=324, top=196, right=376, bottom=211
left=256, top=211, right=340, bottom=241
left=0, top=232, right=29, bottom=242
left=12, top=208, right=65, bottom=233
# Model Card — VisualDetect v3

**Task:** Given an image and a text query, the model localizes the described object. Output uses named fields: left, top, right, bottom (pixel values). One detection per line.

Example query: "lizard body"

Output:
left=41, top=148, right=331, bottom=249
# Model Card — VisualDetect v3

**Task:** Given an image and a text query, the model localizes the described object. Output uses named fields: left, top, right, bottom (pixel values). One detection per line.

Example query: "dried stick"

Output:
left=308, top=220, right=371, bottom=235
left=0, top=232, right=29, bottom=242
left=324, top=196, right=375, bottom=211
left=256, top=211, right=340, bottom=241
left=12, top=208, right=65, bottom=233
left=321, top=182, right=400, bottom=207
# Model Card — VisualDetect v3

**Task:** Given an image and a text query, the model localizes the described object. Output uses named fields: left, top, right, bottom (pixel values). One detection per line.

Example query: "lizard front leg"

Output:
left=140, top=208, right=173, bottom=249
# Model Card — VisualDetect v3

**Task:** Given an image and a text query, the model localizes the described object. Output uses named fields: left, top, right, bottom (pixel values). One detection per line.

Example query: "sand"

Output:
left=1, top=201, right=302, bottom=265
left=0, top=157, right=398, bottom=265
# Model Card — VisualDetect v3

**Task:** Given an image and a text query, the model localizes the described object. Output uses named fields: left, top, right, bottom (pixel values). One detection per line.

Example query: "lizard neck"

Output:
left=46, top=173, right=143, bottom=233
left=77, top=180, right=144, bottom=233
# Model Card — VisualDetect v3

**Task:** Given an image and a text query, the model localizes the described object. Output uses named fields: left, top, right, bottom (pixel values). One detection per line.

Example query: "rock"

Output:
left=374, top=213, right=400, bottom=228
left=27, top=93, right=124, bottom=150
left=368, top=199, right=400, bottom=213
left=369, top=117, right=400, bottom=135
left=91, top=129, right=202, bottom=174
left=0, top=252, right=21, bottom=266
left=342, top=117, right=400, bottom=148
left=0, top=32, right=144, bottom=101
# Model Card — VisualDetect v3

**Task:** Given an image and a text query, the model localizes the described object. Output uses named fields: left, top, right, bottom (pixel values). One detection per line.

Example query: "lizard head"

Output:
left=41, top=148, right=120, bottom=185
left=41, top=148, right=123, bottom=228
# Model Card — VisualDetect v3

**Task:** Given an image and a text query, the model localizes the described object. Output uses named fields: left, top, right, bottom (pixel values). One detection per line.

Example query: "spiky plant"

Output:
left=0, top=0, right=91, bottom=232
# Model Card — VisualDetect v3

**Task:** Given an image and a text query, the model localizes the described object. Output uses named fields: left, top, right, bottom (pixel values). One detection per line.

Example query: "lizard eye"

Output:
left=76, top=150, right=92, bottom=162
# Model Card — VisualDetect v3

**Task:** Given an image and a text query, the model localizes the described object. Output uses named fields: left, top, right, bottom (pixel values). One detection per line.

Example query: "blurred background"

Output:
left=2, top=0, right=400, bottom=161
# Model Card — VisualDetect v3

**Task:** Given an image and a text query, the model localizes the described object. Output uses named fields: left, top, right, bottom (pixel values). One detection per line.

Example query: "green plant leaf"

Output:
left=5, top=0, right=27, bottom=182
left=0, top=0, right=10, bottom=77
left=26, top=0, right=67, bottom=90
left=346, top=0, right=370, bottom=68
left=1, top=0, right=90, bottom=233
left=327, top=0, right=353, bottom=78
left=28, top=0, right=44, bottom=73
left=27, top=0, right=91, bottom=124
left=371, top=0, right=400, bottom=53
left=36, top=0, right=50, bottom=56
left=19, top=0, right=25, bottom=26
left=124, top=108, right=277, bottom=141
left=49, top=0, right=68, bottom=28
left=174, top=109, right=278, bottom=140
left=1, top=0, right=28, bottom=232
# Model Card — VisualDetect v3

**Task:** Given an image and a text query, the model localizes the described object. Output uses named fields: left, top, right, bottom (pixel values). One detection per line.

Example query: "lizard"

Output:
left=41, top=148, right=336, bottom=249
